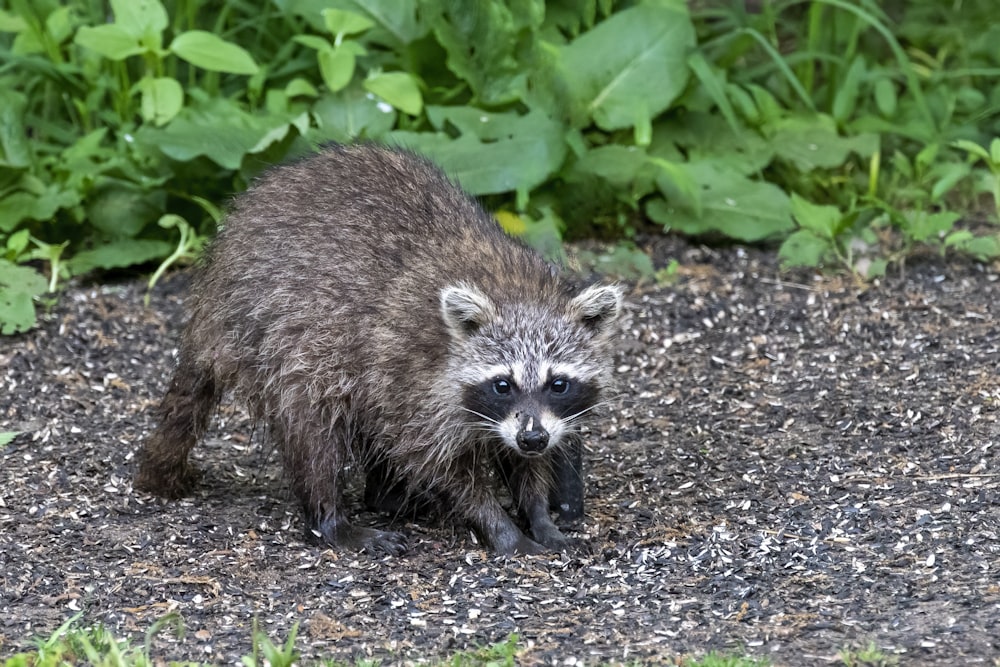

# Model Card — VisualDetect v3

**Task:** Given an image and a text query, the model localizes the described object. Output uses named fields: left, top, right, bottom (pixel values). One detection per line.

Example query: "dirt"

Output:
left=1, top=236, right=998, bottom=666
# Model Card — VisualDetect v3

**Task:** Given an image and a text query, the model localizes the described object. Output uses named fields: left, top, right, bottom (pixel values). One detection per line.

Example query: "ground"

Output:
left=1, top=237, right=998, bottom=666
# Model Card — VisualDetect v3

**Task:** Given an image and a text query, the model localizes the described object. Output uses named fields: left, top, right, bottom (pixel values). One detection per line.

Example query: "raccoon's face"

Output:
left=440, top=281, right=623, bottom=456
left=460, top=363, right=601, bottom=456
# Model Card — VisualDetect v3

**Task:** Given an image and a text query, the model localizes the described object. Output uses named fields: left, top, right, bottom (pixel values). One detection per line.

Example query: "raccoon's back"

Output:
left=185, top=144, right=557, bottom=370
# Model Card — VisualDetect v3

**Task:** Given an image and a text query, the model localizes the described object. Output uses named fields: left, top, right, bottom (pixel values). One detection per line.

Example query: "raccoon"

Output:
left=134, top=143, right=623, bottom=555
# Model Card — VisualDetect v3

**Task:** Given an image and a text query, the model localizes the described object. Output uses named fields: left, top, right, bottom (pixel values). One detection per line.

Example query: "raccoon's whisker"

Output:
left=562, top=400, right=612, bottom=424
left=458, top=406, right=500, bottom=425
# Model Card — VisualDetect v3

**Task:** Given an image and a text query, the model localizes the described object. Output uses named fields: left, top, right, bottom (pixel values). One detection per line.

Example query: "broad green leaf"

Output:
left=571, top=145, right=650, bottom=189
left=74, top=24, right=144, bottom=60
left=318, top=46, right=356, bottom=92
left=0, top=89, right=30, bottom=168
left=790, top=194, right=841, bottom=240
left=45, top=6, right=74, bottom=44
left=170, top=30, right=259, bottom=75
left=0, top=192, right=37, bottom=231
left=309, top=87, right=397, bottom=142
left=391, top=123, right=563, bottom=196
left=138, top=76, right=183, bottom=126
left=433, top=0, right=543, bottom=105
left=111, top=0, right=168, bottom=39
left=343, top=0, right=426, bottom=44
left=947, top=233, right=1000, bottom=260
left=771, top=115, right=878, bottom=171
left=396, top=108, right=566, bottom=195
left=67, top=239, right=173, bottom=275
left=646, top=165, right=793, bottom=242
left=0, top=432, right=18, bottom=447
left=778, top=229, right=832, bottom=268
left=561, top=3, right=694, bottom=130
left=0, top=259, right=47, bottom=334
left=904, top=210, right=961, bottom=243
left=322, top=8, right=374, bottom=36
left=364, top=72, right=422, bottom=116
left=136, top=100, right=287, bottom=169
left=85, top=180, right=166, bottom=237
left=651, top=113, right=774, bottom=176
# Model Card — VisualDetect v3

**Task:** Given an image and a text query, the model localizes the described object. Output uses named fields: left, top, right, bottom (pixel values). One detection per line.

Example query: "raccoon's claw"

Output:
left=361, top=529, right=408, bottom=556
left=533, top=529, right=573, bottom=552
left=308, top=516, right=408, bottom=556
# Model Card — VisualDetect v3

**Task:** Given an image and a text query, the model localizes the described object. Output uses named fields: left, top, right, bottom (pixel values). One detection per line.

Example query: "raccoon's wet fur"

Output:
left=134, top=143, right=623, bottom=555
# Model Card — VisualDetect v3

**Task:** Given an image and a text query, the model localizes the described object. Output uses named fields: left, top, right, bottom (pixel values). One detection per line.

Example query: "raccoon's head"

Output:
left=440, top=282, right=623, bottom=457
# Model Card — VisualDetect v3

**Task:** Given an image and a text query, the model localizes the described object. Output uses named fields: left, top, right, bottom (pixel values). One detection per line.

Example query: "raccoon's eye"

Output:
left=492, top=378, right=513, bottom=395
left=549, top=378, right=570, bottom=394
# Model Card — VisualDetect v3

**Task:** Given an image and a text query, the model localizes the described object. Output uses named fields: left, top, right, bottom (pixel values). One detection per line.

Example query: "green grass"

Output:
left=2, top=617, right=780, bottom=667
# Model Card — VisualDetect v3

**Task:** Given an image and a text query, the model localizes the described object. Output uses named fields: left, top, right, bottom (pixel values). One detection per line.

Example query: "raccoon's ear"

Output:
left=568, top=284, right=624, bottom=333
left=440, top=283, right=496, bottom=339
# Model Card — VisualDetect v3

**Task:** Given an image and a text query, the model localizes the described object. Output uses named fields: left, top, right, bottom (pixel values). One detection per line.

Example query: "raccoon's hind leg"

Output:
left=135, top=354, right=218, bottom=498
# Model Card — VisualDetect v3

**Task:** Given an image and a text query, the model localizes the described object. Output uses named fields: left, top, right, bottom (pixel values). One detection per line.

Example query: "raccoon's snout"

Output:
left=516, top=415, right=549, bottom=453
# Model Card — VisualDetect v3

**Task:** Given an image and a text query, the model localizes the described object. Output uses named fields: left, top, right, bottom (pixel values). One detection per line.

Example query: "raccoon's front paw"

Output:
left=531, top=524, right=573, bottom=552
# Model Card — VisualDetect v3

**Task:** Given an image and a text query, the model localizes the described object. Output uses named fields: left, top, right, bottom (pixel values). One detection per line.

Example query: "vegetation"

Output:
left=2, top=0, right=999, bottom=333
left=2, top=615, right=782, bottom=666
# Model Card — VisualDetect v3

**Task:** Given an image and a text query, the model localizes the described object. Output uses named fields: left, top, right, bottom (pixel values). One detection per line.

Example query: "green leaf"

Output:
left=318, top=46, right=356, bottom=92
left=111, top=0, right=168, bottom=39
left=73, top=24, right=144, bottom=60
left=433, top=0, right=543, bottom=106
left=771, top=115, right=878, bottom=171
left=67, top=239, right=173, bottom=275
left=291, top=34, right=331, bottom=51
left=310, top=86, right=397, bottom=141
left=951, top=139, right=991, bottom=163
left=904, top=210, right=961, bottom=243
left=170, top=30, right=260, bottom=75
left=832, top=57, right=866, bottom=124
left=561, top=3, right=694, bottom=130
left=392, top=108, right=566, bottom=195
left=0, top=432, right=18, bottom=447
left=572, top=145, right=650, bottom=190
left=790, top=194, right=842, bottom=240
left=0, top=89, right=30, bottom=168
left=343, top=0, right=426, bottom=44
left=0, top=259, right=47, bottom=335
left=137, top=100, right=289, bottom=169
left=778, top=229, right=833, bottom=268
left=363, top=72, right=422, bottom=116
left=85, top=180, right=166, bottom=237
left=873, top=78, right=897, bottom=117
left=137, top=76, right=184, bottom=126
left=322, top=8, right=374, bottom=36
left=646, top=164, right=793, bottom=242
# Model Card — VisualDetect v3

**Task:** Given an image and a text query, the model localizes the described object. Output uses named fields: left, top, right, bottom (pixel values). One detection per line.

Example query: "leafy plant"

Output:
left=2, top=0, right=1000, bottom=335
left=839, top=641, right=900, bottom=667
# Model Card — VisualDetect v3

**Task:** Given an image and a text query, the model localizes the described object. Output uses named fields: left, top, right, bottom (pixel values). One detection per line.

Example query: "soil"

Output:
left=1, top=236, right=998, bottom=666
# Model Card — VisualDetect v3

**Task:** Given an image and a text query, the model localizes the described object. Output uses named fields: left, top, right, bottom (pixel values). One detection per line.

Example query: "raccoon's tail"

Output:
left=134, top=351, right=218, bottom=498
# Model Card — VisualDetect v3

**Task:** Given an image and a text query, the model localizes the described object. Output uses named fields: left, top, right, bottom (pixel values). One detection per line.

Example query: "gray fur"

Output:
left=135, top=143, right=622, bottom=555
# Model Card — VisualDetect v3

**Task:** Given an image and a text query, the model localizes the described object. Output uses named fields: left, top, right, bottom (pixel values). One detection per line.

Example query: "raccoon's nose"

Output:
left=517, top=426, right=549, bottom=453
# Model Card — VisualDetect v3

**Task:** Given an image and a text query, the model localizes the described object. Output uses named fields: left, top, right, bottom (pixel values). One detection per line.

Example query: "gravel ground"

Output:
left=1, top=237, right=998, bottom=666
